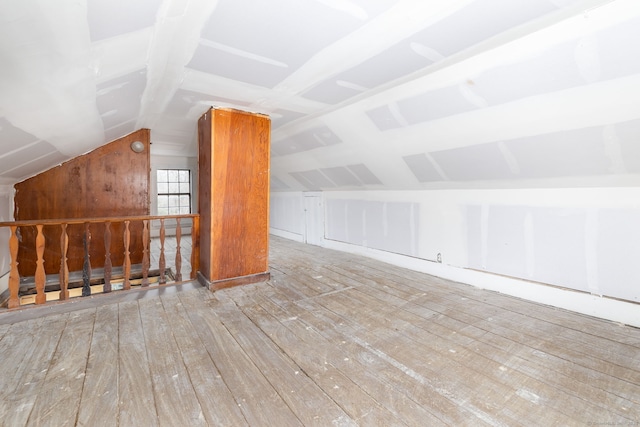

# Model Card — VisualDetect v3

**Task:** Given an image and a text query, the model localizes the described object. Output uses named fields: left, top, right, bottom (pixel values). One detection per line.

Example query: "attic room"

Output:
left=1, top=0, right=639, bottom=425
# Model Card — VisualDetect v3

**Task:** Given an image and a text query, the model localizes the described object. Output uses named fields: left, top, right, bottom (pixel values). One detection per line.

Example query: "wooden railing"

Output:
left=0, top=214, right=200, bottom=309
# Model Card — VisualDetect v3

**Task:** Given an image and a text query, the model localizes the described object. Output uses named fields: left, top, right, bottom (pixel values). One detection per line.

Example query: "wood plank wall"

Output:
left=198, top=108, right=270, bottom=288
left=14, top=130, right=150, bottom=275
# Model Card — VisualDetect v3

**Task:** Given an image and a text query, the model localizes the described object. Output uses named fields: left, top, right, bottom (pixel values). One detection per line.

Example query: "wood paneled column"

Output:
left=197, top=107, right=271, bottom=290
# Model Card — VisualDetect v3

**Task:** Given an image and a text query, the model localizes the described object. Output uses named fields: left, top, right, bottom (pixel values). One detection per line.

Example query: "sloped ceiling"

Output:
left=1, top=0, right=639, bottom=190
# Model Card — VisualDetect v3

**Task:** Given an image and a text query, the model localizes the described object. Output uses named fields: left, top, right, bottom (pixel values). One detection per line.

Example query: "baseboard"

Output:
left=270, top=228, right=304, bottom=242
left=320, top=238, right=640, bottom=328
left=198, top=271, right=271, bottom=292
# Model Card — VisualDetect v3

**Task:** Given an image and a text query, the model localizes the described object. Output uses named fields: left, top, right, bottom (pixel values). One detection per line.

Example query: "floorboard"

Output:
left=76, top=305, right=119, bottom=427
left=0, top=235, right=638, bottom=426
left=138, top=297, right=206, bottom=427
left=27, top=308, right=95, bottom=427
left=159, top=293, right=248, bottom=427
left=178, top=289, right=302, bottom=427
left=118, top=300, right=159, bottom=427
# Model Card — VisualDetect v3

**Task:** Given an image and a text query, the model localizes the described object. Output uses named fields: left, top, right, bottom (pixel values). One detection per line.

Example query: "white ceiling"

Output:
left=1, top=0, right=639, bottom=190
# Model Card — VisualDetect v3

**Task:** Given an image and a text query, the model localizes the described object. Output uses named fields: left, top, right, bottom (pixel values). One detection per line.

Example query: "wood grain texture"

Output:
left=160, top=293, right=248, bottom=426
left=0, top=236, right=638, bottom=426
left=142, top=219, right=150, bottom=287
left=34, top=225, right=46, bottom=304
left=118, top=300, right=159, bottom=426
left=212, top=290, right=358, bottom=426
left=207, top=271, right=271, bottom=291
left=103, top=222, right=112, bottom=293
left=179, top=289, right=302, bottom=426
left=82, top=223, right=92, bottom=297
left=76, top=304, right=119, bottom=427
left=198, top=108, right=270, bottom=284
left=190, top=216, right=200, bottom=280
left=27, top=308, right=96, bottom=427
left=159, top=219, right=166, bottom=285
left=197, top=111, right=212, bottom=281
left=123, top=221, right=131, bottom=290
left=138, top=297, right=207, bottom=427
left=14, top=129, right=150, bottom=276
left=59, top=223, right=70, bottom=300
left=174, top=217, right=182, bottom=282
left=0, top=315, right=68, bottom=426
left=8, top=225, right=20, bottom=308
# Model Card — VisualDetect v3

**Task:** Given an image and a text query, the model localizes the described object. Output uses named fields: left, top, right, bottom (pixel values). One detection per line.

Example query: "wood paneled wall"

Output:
left=14, top=130, right=150, bottom=276
left=198, top=108, right=270, bottom=289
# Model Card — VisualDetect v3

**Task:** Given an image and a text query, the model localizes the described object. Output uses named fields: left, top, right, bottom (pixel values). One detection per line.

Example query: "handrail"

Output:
left=0, top=214, right=200, bottom=309
left=0, top=214, right=199, bottom=227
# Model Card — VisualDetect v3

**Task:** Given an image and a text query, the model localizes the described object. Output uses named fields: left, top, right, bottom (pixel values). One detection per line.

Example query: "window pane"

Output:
left=157, top=169, right=191, bottom=215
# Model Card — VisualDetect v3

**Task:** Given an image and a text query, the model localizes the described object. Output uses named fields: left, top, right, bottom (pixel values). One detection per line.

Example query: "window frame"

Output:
left=156, top=168, right=192, bottom=216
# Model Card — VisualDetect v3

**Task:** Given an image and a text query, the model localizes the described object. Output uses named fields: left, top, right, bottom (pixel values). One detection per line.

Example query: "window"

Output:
left=157, top=169, right=191, bottom=215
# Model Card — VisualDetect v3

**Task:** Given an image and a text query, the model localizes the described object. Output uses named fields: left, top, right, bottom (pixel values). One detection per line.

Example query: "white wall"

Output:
left=0, top=185, right=14, bottom=295
left=150, top=155, right=198, bottom=236
left=270, top=187, right=640, bottom=327
left=150, top=155, right=198, bottom=215
left=270, top=191, right=304, bottom=242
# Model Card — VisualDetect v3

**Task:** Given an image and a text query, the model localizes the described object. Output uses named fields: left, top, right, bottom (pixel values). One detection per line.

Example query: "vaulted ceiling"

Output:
left=1, top=0, right=639, bottom=190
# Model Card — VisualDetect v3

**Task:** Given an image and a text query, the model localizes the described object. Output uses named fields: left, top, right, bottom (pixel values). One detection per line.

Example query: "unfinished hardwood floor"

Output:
left=0, top=235, right=639, bottom=426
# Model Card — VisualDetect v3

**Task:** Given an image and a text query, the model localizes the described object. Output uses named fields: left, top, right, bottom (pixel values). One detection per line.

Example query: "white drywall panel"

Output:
left=270, top=191, right=304, bottom=241
left=271, top=187, right=640, bottom=323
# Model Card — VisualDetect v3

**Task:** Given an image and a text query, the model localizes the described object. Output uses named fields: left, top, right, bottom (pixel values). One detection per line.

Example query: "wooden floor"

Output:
left=0, top=236, right=639, bottom=426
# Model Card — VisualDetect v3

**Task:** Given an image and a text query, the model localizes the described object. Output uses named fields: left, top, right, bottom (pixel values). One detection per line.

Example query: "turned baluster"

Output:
left=82, top=223, right=92, bottom=297
left=142, top=219, right=150, bottom=287
left=159, top=218, right=166, bottom=284
left=8, top=226, right=20, bottom=309
left=174, top=217, right=182, bottom=282
left=103, top=222, right=112, bottom=293
left=190, top=216, right=199, bottom=280
left=35, top=224, right=46, bottom=304
left=59, top=223, right=69, bottom=300
left=123, top=220, right=131, bottom=290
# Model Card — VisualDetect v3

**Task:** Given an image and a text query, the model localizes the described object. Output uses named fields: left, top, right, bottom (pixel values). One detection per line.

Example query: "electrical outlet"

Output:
left=437, top=253, right=442, bottom=263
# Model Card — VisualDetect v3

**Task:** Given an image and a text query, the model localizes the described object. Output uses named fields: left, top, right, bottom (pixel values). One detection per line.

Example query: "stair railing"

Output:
left=0, top=214, right=200, bottom=309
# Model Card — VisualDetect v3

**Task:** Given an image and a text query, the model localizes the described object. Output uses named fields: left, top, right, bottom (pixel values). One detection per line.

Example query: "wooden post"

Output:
left=123, top=220, right=131, bottom=290
left=175, top=217, right=182, bottom=282
left=197, top=108, right=271, bottom=289
left=8, top=226, right=20, bottom=309
left=34, top=224, right=46, bottom=304
left=82, top=223, right=92, bottom=297
left=190, top=215, right=200, bottom=280
left=159, top=218, right=166, bottom=284
left=103, top=222, right=112, bottom=293
left=59, top=223, right=69, bottom=300
left=142, top=219, right=150, bottom=287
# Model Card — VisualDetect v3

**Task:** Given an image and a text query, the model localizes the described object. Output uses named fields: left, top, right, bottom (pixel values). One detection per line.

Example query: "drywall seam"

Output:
left=136, top=0, right=220, bottom=130
left=523, top=212, right=535, bottom=278
left=585, top=208, right=600, bottom=294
